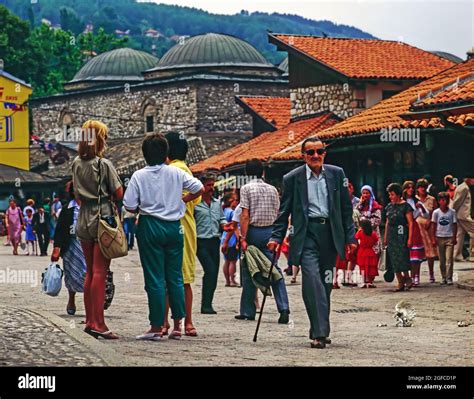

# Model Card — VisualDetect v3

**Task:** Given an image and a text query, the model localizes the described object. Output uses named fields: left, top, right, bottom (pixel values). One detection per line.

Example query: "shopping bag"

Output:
left=378, top=247, right=387, bottom=271
left=41, top=262, right=63, bottom=296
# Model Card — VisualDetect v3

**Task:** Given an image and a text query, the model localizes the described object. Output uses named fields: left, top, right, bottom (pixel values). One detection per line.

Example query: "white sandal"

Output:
left=168, top=330, right=182, bottom=340
left=136, top=332, right=162, bottom=341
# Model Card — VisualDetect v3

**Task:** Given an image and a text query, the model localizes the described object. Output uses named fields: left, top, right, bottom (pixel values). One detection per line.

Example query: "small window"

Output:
left=354, top=98, right=366, bottom=108
left=382, top=90, right=400, bottom=100
left=146, top=115, right=154, bottom=133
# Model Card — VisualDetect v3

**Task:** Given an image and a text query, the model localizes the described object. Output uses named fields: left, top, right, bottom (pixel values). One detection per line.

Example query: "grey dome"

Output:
left=70, top=48, right=158, bottom=83
left=150, top=33, right=272, bottom=72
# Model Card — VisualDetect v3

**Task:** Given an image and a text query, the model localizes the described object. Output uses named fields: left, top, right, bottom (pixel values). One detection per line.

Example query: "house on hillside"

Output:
left=144, top=29, right=161, bottom=38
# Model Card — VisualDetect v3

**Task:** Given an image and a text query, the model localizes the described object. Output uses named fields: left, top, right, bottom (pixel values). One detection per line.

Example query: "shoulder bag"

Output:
left=96, top=158, right=128, bottom=259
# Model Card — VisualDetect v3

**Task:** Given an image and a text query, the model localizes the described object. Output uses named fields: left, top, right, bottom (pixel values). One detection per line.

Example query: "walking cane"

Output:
left=238, top=246, right=243, bottom=288
left=237, top=232, right=244, bottom=287
left=253, top=245, right=282, bottom=343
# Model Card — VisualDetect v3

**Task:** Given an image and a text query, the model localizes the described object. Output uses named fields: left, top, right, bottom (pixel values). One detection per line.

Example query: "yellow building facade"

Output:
left=0, top=69, right=32, bottom=171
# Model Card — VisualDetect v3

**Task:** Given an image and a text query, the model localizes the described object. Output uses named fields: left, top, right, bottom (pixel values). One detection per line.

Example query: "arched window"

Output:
left=59, top=110, right=74, bottom=141
left=140, top=98, right=156, bottom=133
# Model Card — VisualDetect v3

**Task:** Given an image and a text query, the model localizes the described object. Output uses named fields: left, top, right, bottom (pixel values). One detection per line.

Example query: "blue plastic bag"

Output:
left=41, top=262, right=63, bottom=296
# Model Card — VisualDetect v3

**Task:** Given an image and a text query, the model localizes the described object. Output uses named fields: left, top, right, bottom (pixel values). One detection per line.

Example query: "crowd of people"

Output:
left=2, top=119, right=473, bottom=349
left=1, top=195, right=62, bottom=256
left=334, top=175, right=472, bottom=291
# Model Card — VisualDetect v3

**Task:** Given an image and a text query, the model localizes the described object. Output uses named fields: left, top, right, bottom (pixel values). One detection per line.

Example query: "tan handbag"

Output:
left=97, top=158, right=128, bottom=259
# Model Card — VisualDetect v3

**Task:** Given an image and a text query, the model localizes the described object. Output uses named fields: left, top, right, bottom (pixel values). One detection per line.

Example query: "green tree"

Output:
left=0, top=5, right=31, bottom=81
left=164, top=27, right=175, bottom=37
left=27, top=5, right=35, bottom=28
left=26, top=23, right=83, bottom=97
left=78, top=27, right=129, bottom=55
left=59, top=6, right=83, bottom=36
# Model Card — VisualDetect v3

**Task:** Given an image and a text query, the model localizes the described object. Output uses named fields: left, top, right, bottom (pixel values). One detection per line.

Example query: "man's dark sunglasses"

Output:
left=302, top=148, right=326, bottom=156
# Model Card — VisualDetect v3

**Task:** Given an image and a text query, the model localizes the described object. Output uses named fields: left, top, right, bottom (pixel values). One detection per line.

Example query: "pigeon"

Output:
left=394, top=300, right=416, bottom=327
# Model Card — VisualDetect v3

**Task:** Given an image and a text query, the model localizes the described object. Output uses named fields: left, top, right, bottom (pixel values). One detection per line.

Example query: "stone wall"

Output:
left=31, top=83, right=199, bottom=140
left=196, top=81, right=288, bottom=132
left=31, top=79, right=288, bottom=142
left=290, top=83, right=355, bottom=119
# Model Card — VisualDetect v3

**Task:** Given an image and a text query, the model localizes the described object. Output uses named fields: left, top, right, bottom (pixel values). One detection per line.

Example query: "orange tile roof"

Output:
left=273, top=59, right=474, bottom=161
left=270, top=34, right=455, bottom=80
left=236, top=96, right=291, bottom=129
left=409, top=73, right=474, bottom=110
left=190, top=112, right=340, bottom=173
left=404, top=113, right=474, bottom=129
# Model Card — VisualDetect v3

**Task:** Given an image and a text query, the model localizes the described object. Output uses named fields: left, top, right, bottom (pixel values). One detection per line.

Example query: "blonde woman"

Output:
left=72, top=120, right=123, bottom=339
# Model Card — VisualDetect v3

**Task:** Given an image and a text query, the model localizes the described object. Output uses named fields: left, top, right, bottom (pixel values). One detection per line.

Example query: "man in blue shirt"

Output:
left=194, top=174, right=226, bottom=314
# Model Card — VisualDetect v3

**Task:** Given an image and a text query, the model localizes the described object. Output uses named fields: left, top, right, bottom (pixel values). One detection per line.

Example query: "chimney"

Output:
left=467, top=48, right=474, bottom=59
left=0, top=59, right=4, bottom=71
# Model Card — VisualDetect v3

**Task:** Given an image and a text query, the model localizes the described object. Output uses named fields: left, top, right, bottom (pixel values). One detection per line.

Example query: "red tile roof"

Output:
left=269, top=33, right=455, bottom=80
left=403, top=113, right=474, bottom=129
left=273, top=59, right=474, bottom=161
left=190, top=112, right=340, bottom=173
left=236, top=96, right=291, bottom=129
left=409, top=73, right=474, bottom=110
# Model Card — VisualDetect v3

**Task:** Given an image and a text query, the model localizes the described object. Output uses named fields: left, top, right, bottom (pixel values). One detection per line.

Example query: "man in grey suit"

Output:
left=268, top=138, right=356, bottom=349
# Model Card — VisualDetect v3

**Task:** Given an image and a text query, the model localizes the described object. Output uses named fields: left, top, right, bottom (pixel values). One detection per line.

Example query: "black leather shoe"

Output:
left=315, top=336, right=332, bottom=344
left=201, top=308, right=217, bottom=314
left=234, top=315, right=255, bottom=321
left=310, top=339, right=326, bottom=349
left=309, top=329, right=332, bottom=344
left=278, top=310, right=290, bottom=324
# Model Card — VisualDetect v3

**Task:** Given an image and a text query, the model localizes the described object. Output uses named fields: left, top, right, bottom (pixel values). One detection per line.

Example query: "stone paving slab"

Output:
left=0, top=306, right=106, bottom=367
left=0, top=240, right=473, bottom=366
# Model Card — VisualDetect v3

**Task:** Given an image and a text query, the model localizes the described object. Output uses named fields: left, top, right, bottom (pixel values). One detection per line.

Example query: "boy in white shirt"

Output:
left=431, top=192, right=458, bottom=285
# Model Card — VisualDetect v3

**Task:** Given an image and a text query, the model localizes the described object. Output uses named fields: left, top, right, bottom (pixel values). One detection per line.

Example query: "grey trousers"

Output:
left=300, top=220, right=337, bottom=339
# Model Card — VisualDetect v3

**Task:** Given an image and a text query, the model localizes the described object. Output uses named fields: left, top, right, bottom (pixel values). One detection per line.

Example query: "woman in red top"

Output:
left=356, top=218, right=379, bottom=288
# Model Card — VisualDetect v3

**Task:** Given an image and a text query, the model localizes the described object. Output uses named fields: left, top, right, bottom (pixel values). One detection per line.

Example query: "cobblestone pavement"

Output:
left=0, top=239, right=473, bottom=366
left=0, top=306, right=106, bottom=366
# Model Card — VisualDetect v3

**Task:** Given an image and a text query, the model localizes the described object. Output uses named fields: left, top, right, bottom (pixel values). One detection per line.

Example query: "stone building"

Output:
left=268, top=33, right=454, bottom=120
left=30, top=33, right=288, bottom=157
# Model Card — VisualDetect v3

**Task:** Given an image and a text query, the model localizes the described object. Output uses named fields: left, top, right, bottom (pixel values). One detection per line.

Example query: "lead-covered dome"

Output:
left=150, top=33, right=272, bottom=72
left=68, top=48, right=158, bottom=85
